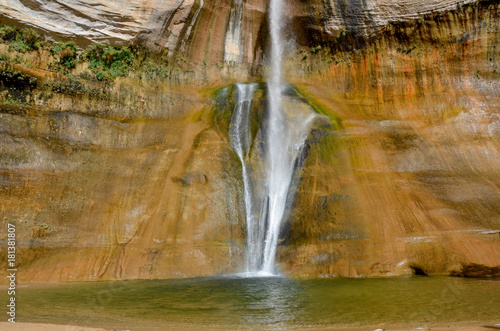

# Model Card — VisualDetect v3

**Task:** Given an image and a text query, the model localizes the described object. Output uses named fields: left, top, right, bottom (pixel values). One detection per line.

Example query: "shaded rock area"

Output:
left=0, top=0, right=499, bottom=281
left=451, top=263, right=500, bottom=278
left=173, top=172, right=207, bottom=187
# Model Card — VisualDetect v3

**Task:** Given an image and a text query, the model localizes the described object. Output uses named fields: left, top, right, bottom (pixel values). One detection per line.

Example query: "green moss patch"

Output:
left=83, top=45, right=134, bottom=81
left=0, top=26, right=42, bottom=53
left=292, top=84, right=342, bottom=130
left=50, top=42, right=78, bottom=71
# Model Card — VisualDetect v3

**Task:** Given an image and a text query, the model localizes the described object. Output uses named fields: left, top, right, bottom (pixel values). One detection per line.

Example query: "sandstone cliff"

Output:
left=0, top=0, right=499, bottom=281
left=0, top=0, right=482, bottom=67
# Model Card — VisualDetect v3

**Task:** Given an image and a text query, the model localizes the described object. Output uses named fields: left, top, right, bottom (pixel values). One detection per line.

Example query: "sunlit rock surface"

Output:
left=0, top=73, right=247, bottom=280
left=281, top=1, right=500, bottom=277
left=0, top=0, right=477, bottom=62
left=0, top=0, right=499, bottom=281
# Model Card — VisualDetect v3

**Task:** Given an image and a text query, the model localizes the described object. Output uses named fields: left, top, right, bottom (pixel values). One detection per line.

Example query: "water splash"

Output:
left=261, top=105, right=315, bottom=273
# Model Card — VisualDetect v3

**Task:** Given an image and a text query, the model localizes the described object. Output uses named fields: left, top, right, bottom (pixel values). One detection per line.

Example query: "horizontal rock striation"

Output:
left=0, top=0, right=480, bottom=64
left=0, top=0, right=499, bottom=281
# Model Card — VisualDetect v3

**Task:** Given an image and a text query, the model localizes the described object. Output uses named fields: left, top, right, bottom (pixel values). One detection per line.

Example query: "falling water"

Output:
left=260, top=0, right=315, bottom=274
left=229, top=83, right=260, bottom=272
left=230, top=0, right=316, bottom=275
left=262, top=0, right=286, bottom=274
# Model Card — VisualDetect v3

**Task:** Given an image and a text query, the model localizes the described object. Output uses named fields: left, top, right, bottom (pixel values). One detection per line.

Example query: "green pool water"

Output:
left=9, top=276, right=500, bottom=329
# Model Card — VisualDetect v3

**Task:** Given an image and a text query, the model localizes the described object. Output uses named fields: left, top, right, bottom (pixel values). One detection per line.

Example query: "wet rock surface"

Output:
left=452, top=263, right=500, bottom=278
left=0, top=0, right=499, bottom=281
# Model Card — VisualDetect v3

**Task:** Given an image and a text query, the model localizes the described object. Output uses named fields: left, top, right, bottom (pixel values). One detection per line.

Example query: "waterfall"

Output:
left=261, top=0, right=285, bottom=274
left=261, top=0, right=316, bottom=274
left=229, top=83, right=260, bottom=272
left=229, top=0, right=316, bottom=276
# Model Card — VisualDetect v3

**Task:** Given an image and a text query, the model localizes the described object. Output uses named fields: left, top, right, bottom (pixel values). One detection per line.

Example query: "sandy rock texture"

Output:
left=0, top=0, right=268, bottom=68
left=0, top=68, right=247, bottom=280
left=0, top=0, right=499, bottom=281
left=0, top=0, right=477, bottom=63
left=280, top=1, right=500, bottom=277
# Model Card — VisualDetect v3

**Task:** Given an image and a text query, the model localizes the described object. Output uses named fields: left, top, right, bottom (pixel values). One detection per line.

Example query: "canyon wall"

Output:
left=282, top=0, right=500, bottom=277
left=0, top=0, right=499, bottom=281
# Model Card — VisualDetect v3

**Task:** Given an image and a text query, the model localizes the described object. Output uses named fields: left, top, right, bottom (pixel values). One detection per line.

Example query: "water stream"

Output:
left=229, top=0, right=316, bottom=274
left=262, top=0, right=289, bottom=274
left=229, top=83, right=260, bottom=272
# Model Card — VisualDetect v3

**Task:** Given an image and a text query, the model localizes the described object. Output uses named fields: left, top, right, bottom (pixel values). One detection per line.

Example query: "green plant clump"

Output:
left=141, top=60, right=169, bottom=81
left=311, top=45, right=322, bottom=53
left=0, top=26, right=42, bottom=52
left=0, top=26, right=17, bottom=41
left=50, top=42, right=78, bottom=70
left=84, top=45, right=134, bottom=81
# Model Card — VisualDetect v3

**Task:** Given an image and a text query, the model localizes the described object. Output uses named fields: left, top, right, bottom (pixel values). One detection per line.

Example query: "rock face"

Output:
left=0, top=0, right=477, bottom=63
left=0, top=74, right=247, bottom=280
left=0, top=0, right=268, bottom=69
left=290, top=0, right=476, bottom=39
left=0, top=0, right=499, bottom=281
left=451, top=263, right=500, bottom=278
left=281, top=1, right=500, bottom=277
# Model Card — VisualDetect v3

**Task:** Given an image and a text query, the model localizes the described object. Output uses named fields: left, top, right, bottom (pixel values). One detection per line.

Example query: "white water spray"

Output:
left=261, top=0, right=285, bottom=274
left=229, top=83, right=260, bottom=272
left=229, top=0, right=316, bottom=276
left=260, top=0, right=316, bottom=274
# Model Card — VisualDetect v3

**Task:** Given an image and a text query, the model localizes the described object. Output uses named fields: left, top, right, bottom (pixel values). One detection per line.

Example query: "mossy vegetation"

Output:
left=48, top=79, right=86, bottom=96
left=0, top=23, right=176, bottom=85
left=200, top=85, right=227, bottom=99
left=50, top=42, right=78, bottom=71
left=210, top=84, right=235, bottom=135
left=292, top=84, right=342, bottom=130
left=0, top=26, right=42, bottom=53
left=83, top=44, right=134, bottom=81
left=140, top=60, right=170, bottom=81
